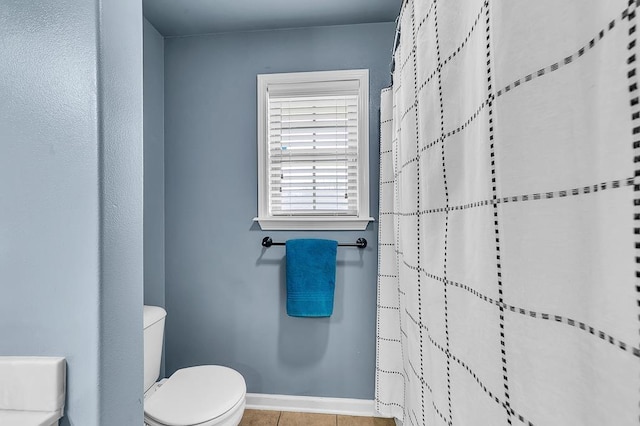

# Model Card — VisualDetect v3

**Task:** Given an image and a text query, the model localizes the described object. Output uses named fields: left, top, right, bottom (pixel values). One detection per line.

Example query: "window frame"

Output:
left=255, top=69, right=373, bottom=231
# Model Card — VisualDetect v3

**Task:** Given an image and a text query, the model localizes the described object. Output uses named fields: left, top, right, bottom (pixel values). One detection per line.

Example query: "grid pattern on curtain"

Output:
left=268, top=95, right=359, bottom=216
left=376, top=0, right=640, bottom=425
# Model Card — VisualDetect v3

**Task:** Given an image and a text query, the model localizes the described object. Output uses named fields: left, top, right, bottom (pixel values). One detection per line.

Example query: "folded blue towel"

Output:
left=286, top=239, right=338, bottom=317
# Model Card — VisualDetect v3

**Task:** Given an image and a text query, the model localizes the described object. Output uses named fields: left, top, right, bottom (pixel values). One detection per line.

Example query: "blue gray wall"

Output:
left=164, top=22, right=394, bottom=399
left=0, top=1, right=143, bottom=424
left=144, top=19, right=166, bottom=309
left=98, top=0, right=144, bottom=423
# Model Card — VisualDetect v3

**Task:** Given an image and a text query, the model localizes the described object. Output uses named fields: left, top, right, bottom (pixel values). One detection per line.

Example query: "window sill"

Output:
left=253, top=216, right=374, bottom=231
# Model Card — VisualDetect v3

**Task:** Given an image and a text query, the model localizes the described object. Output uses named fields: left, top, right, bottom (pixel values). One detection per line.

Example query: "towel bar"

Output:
left=261, top=236, right=367, bottom=249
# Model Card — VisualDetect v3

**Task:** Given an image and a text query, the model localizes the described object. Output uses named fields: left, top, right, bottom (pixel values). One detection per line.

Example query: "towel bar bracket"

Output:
left=261, top=236, right=367, bottom=249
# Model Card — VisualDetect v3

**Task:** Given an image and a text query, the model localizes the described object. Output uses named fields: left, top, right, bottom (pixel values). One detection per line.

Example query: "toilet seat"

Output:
left=144, top=365, right=246, bottom=426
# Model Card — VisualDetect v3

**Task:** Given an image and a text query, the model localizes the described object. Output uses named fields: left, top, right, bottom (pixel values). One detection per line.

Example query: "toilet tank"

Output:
left=143, top=305, right=167, bottom=393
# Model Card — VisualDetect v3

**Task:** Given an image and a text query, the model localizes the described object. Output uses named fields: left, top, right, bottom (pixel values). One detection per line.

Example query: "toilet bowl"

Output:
left=143, top=306, right=246, bottom=426
left=144, top=366, right=246, bottom=426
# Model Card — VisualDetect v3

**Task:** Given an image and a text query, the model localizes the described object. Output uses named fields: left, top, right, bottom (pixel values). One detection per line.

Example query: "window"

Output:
left=255, top=70, right=373, bottom=230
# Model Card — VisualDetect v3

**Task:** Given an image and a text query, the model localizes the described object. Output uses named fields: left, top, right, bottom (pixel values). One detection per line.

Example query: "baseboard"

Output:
left=245, top=393, right=385, bottom=417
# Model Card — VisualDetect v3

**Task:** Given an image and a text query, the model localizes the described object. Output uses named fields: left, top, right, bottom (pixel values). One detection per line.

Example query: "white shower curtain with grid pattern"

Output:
left=376, top=0, right=640, bottom=425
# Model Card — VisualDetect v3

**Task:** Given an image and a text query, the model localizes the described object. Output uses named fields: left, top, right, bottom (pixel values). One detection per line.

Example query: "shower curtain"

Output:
left=376, top=0, right=640, bottom=425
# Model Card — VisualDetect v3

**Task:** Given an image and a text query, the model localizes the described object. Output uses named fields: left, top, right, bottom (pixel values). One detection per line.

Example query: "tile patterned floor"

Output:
left=239, top=409, right=395, bottom=426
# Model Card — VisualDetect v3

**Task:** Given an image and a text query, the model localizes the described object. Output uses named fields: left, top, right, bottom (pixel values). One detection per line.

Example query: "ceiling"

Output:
left=143, top=0, right=401, bottom=37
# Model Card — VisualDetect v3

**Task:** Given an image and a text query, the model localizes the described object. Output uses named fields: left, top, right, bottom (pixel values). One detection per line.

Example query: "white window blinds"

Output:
left=256, top=69, right=371, bottom=231
left=268, top=94, right=359, bottom=216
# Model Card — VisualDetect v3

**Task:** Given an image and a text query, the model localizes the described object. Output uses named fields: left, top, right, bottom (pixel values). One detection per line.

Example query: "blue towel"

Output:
left=286, top=239, right=338, bottom=317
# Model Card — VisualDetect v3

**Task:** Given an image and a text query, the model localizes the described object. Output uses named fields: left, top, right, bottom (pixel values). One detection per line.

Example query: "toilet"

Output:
left=143, top=305, right=246, bottom=426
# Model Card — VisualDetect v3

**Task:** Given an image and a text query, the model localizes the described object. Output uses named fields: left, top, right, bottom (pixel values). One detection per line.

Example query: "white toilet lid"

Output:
left=145, top=365, right=246, bottom=426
